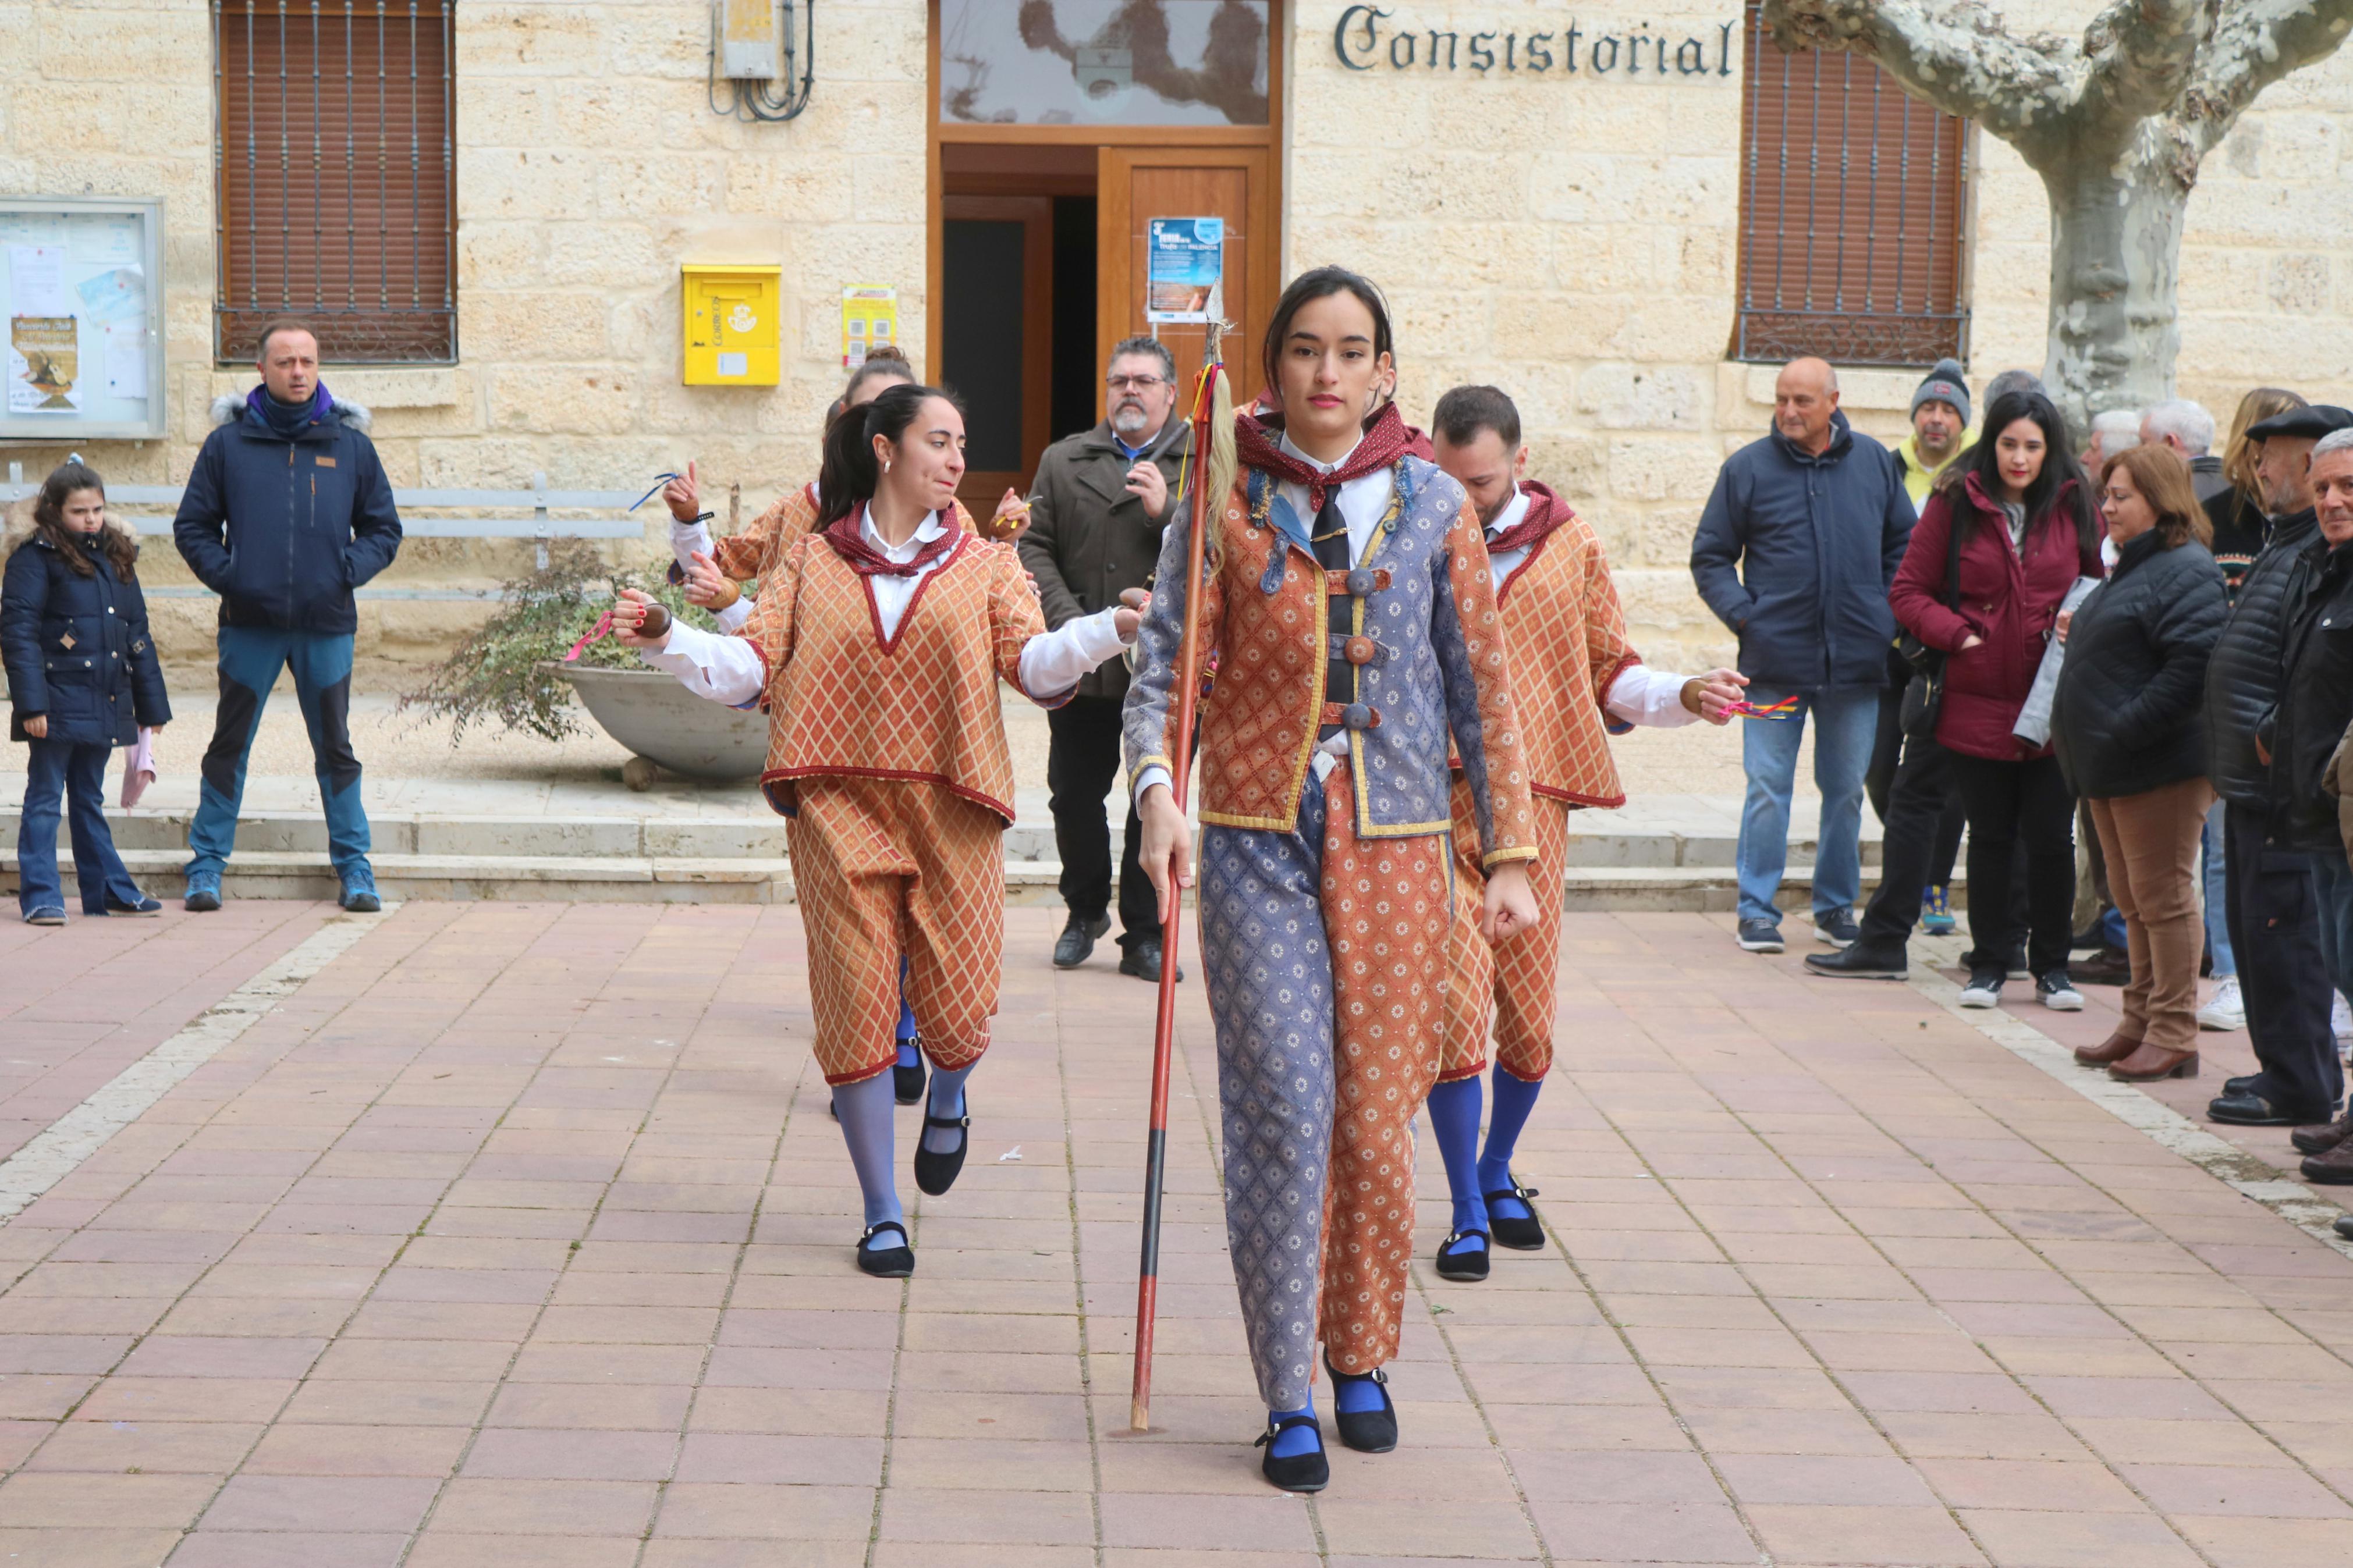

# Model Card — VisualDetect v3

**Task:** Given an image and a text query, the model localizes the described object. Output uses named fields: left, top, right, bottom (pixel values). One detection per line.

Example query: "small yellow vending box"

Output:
left=681, top=263, right=782, bottom=386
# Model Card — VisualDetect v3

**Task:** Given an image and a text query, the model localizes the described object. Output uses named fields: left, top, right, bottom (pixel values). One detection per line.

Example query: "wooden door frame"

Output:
left=924, top=0, right=1285, bottom=382
left=941, top=194, right=1054, bottom=507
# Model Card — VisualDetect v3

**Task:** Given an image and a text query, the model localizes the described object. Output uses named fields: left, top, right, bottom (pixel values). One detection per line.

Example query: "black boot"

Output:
left=1054, top=912, right=1109, bottom=969
left=1803, top=941, right=1908, bottom=980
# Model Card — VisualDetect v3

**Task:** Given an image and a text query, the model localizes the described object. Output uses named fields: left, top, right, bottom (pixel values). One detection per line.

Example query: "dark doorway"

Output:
left=941, top=217, right=1029, bottom=476
left=1050, top=196, right=1098, bottom=441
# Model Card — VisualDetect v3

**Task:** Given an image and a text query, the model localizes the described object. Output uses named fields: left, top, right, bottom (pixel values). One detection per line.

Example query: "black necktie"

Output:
left=1313, top=497, right=1354, bottom=734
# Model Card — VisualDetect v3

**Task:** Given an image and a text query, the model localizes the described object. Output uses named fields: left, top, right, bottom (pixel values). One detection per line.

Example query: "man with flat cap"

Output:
left=2201, top=402, right=2353, bottom=1128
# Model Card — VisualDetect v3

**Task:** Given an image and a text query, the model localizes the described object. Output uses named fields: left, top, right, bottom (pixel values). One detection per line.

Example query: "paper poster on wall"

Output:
left=103, top=335, right=148, bottom=400
left=10, top=317, right=80, bottom=412
left=77, top=265, right=144, bottom=324
left=8, top=246, right=71, bottom=317
left=0, top=215, right=66, bottom=247
left=842, top=285, right=897, bottom=368
left=69, top=218, right=141, bottom=266
left=1145, top=217, right=1224, bottom=323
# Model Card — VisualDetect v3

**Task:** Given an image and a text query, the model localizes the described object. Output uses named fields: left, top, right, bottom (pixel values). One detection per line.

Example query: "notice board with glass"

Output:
left=0, top=198, right=165, bottom=440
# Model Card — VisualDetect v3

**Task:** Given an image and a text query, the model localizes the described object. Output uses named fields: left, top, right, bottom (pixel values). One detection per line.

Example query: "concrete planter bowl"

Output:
left=552, top=663, right=766, bottom=788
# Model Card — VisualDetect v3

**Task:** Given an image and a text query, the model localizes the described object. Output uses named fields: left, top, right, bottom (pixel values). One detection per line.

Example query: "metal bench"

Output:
left=1, top=462, right=650, bottom=600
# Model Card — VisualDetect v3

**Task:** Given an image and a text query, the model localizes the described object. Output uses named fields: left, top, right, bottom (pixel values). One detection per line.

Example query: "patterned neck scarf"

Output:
left=1485, top=480, right=1573, bottom=556
left=1234, top=401, right=1414, bottom=513
left=821, top=506, right=960, bottom=577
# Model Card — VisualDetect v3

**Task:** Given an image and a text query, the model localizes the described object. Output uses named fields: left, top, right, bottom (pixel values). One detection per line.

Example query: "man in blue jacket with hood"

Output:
left=1691, top=357, right=1915, bottom=954
left=173, top=320, right=402, bottom=912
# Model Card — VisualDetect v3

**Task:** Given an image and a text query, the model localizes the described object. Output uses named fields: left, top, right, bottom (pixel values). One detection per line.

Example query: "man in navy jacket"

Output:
left=173, top=319, right=402, bottom=912
left=1691, top=357, right=1915, bottom=955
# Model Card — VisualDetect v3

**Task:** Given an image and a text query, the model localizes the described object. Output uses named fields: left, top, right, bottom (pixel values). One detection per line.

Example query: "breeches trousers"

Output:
left=1197, top=762, right=1451, bottom=1410
left=1440, top=782, right=1571, bottom=1083
left=786, top=776, right=1005, bottom=1086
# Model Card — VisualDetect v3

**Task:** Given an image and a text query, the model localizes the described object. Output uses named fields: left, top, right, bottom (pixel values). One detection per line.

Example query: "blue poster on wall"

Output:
left=1146, top=217, right=1224, bottom=324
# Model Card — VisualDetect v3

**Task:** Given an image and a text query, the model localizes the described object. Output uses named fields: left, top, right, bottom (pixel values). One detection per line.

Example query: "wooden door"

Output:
left=941, top=194, right=1053, bottom=514
left=1097, top=147, right=1276, bottom=413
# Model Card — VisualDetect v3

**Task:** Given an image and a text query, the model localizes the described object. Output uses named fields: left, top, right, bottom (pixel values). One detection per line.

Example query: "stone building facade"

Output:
left=4, top=0, right=2351, bottom=673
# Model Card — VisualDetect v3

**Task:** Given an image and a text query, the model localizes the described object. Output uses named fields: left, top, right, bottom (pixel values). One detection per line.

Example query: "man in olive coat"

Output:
left=1017, top=336, right=1193, bottom=977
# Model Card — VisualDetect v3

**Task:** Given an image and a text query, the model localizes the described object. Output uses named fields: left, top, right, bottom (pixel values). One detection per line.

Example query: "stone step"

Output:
left=2, top=844, right=1926, bottom=912
left=0, top=805, right=1872, bottom=871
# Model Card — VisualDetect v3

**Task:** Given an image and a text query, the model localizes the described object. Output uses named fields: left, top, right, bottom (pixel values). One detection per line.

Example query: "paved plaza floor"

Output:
left=1, top=902, right=2350, bottom=1567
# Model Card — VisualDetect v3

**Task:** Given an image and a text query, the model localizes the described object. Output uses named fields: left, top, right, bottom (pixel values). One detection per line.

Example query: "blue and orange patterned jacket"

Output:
left=1123, top=454, right=1537, bottom=866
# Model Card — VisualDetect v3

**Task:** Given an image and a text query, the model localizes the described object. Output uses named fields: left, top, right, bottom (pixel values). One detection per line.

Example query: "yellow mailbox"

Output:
left=682, top=262, right=782, bottom=386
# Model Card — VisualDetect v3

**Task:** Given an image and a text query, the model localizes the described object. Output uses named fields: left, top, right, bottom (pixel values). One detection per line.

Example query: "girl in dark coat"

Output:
left=1890, top=391, right=2104, bottom=1008
left=3, top=459, right=171, bottom=923
left=2056, top=447, right=2227, bottom=1081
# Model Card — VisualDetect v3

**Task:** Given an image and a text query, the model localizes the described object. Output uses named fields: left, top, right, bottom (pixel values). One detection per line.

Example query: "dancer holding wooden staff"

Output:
left=1126, top=268, right=1539, bottom=1492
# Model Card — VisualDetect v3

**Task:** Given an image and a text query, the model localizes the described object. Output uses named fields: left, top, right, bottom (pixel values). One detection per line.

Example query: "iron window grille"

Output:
left=212, top=0, right=456, bottom=364
left=1733, top=0, right=1970, bottom=370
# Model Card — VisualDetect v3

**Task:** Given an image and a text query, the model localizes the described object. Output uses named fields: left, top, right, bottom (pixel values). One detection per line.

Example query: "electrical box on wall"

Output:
left=721, top=0, right=783, bottom=81
left=682, top=263, right=782, bottom=386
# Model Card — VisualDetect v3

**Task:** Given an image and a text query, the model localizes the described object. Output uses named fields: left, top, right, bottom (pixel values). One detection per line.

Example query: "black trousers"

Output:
left=2223, top=802, right=2341, bottom=1118
left=1046, top=695, right=1157, bottom=949
left=1868, top=662, right=1966, bottom=890
left=1858, top=731, right=2016, bottom=953
left=1948, top=752, right=2078, bottom=978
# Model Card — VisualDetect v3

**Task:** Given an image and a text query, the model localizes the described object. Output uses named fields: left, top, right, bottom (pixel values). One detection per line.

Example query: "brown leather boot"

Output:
left=2290, top=1110, right=2353, bottom=1156
left=2299, top=1136, right=2353, bottom=1185
left=2073, top=1030, right=2142, bottom=1066
left=2108, top=1041, right=2198, bottom=1081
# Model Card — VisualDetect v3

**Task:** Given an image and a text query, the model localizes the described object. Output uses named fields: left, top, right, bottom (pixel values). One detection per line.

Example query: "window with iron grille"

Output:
left=1733, top=1, right=1969, bottom=370
left=212, top=0, right=456, bottom=364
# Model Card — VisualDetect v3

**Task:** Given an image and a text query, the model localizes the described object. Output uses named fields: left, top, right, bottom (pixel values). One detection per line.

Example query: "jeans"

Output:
left=2201, top=799, right=2236, bottom=977
left=2311, top=852, right=2353, bottom=1014
left=1948, top=752, right=2078, bottom=978
left=16, top=739, right=143, bottom=916
left=1736, top=684, right=1879, bottom=926
left=187, top=627, right=371, bottom=882
left=1045, top=695, right=1157, bottom=950
left=2223, top=803, right=2339, bottom=1118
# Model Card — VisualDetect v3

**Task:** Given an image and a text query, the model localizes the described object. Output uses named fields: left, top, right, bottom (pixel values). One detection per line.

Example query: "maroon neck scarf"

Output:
left=1234, top=401, right=1416, bottom=513
left=822, top=506, right=960, bottom=577
left=1485, top=480, right=1574, bottom=556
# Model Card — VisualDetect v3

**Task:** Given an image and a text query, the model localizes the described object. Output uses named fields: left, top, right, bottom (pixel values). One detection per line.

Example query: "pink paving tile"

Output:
left=166, top=1531, right=409, bottom=1567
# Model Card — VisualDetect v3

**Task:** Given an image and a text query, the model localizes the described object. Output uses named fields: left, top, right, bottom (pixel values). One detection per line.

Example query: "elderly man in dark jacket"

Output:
left=2201, top=403, right=2350, bottom=1128
left=1017, top=336, right=1192, bottom=977
left=2269, top=431, right=2353, bottom=1175
left=1692, top=357, right=1916, bottom=955
left=173, top=320, right=402, bottom=913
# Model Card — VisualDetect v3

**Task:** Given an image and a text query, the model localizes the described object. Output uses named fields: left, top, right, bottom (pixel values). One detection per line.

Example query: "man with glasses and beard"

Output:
left=1018, top=336, right=1194, bottom=977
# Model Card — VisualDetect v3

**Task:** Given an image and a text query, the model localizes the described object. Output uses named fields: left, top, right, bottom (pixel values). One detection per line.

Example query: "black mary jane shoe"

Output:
left=1254, top=1413, right=1330, bottom=1493
left=912, top=1098, right=971, bottom=1196
left=1433, top=1227, right=1489, bottom=1282
left=894, top=1040, right=928, bottom=1107
left=855, top=1219, right=914, bottom=1279
left=1484, top=1182, right=1546, bottom=1251
left=1323, top=1357, right=1399, bottom=1453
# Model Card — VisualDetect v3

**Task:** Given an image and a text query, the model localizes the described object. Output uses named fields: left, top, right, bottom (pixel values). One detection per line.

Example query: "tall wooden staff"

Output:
left=1130, top=323, right=1233, bottom=1434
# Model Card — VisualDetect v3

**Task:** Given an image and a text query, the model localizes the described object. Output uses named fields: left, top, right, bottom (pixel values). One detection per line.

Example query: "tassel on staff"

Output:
left=1130, top=324, right=1234, bottom=1435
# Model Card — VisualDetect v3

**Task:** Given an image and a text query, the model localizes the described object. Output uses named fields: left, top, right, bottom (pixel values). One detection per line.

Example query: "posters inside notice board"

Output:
left=0, top=204, right=158, bottom=435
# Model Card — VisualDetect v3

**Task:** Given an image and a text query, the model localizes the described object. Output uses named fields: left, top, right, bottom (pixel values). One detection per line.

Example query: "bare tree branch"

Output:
left=2079, top=0, right=2213, bottom=127
left=1761, top=2, right=2088, bottom=153
left=2187, top=0, right=2353, bottom=147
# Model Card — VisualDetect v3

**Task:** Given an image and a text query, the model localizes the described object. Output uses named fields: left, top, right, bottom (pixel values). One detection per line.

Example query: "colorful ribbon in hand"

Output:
left=1724, top=695, right=1801, bottom=721
left=563, top=609, right=616, bottom=663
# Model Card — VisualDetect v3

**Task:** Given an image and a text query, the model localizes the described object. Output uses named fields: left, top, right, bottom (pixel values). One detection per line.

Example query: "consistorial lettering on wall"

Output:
left=1333, top=7, right=1736, bottom=79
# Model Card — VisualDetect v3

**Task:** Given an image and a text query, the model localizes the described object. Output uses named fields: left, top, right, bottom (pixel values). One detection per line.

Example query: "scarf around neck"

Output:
left=1485, top=479, right=1574, bottom=556
left=1234, top=401, right=1415, bottom=513
left=249, top=381, right=333, bottom=439
left=822, top=506, right=960, bottom=578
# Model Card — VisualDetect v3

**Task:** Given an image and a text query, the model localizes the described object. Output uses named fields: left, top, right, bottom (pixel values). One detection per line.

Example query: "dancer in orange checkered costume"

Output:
left=1128, top=273, right=1542, bottom=1493
left=1424, top=386, right=1742, bottom=1283
left=618, top=383, right=1138, bottom=1282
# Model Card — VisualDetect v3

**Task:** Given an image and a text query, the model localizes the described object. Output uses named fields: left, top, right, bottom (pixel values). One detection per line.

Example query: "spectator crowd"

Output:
left=1694, top=361, right=2353, bottom=1186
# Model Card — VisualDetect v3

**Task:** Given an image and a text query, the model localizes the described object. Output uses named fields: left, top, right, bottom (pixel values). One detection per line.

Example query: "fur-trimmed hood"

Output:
left=210, top=391, right=373, bottom=434
left=2, top=503, right=140, bottom=562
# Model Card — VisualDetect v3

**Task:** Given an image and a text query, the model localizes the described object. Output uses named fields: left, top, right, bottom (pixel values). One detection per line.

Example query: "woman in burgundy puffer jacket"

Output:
left=1891, top=390, right=2105, bottom=1008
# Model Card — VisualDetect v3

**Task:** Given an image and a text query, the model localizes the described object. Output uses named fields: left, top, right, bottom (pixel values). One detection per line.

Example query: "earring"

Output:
left=884, top=460, right=893, bottom=474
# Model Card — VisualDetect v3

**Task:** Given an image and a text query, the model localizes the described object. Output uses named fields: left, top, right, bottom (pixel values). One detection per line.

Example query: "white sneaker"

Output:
left=2336, top=991, right=2352, bottom=1044
left=1957, top=970, right=2004, bottom=1009
left=2197, top=976, right=2245, bottom=1033
left=2036, top=972, right=2085, bottom=1012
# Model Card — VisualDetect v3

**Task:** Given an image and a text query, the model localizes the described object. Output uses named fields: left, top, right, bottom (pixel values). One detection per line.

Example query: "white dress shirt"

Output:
left=642, top=503, right=1130, bottom=705
left=670, top=510, right=755, bottom=633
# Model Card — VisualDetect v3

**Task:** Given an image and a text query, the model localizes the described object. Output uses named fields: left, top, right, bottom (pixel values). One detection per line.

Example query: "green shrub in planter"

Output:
left=401, top=539, right=726, bottom=744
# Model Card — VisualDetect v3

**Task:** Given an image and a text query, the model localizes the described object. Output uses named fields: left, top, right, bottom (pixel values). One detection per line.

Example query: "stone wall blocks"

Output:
left=454, top=5, right=603, bottom=76
left=1608, top=436, right=1725, bottom=504
left=33, top=6, right=208, bottom=79
left=485, top=367, right=638, bottom=436
left=459, top=148, right=599, bottom=219
left=2267, top=253, right=2332, bottom=315
left=1577, top=363, right=1709, bottom=431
